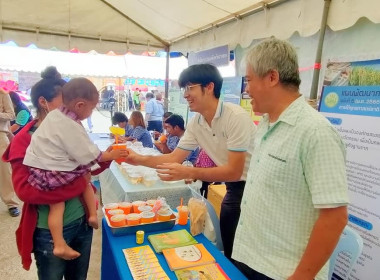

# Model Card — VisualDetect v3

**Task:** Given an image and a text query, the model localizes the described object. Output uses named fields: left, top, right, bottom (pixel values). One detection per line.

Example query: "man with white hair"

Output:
left=232, top=38, right=349, bottom=280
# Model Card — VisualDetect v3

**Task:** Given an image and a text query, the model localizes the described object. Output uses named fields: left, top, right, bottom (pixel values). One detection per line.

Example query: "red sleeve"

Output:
left=10, top=158, right=87, bottom=204
left=3, top=120, right=98, bottom=205
left=91, top=160, right=111, bottom=175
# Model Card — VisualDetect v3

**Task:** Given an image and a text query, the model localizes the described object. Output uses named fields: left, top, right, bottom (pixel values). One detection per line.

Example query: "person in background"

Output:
left=111, top=111, right=134, bottom=138
left=145, top=92, right=164, bottom=133
left=138, top=90, right=145, bottom=110
left=0, top=89, right=19, bottom=217
left=154, top=114, right=199, bottom=164
left=126, top=111, right=153, bottom=148
left=152, top=111, right=173, bottom=141
left=232, top=38, right=349, bottom=280
left=2, top=66, right=111, bottom=277
left=127, top=90, right=134, bottom=111
left=133, top=88, right=140, bottom=110
left=124, top=64, right=256, bottom=259
left=156, top=92, right=164, bottom=109
left=9, top=91, right=33, bottom=135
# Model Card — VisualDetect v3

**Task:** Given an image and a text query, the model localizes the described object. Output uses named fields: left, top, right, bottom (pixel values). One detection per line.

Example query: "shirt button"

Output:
left=240, top=221, right=243, bottom=226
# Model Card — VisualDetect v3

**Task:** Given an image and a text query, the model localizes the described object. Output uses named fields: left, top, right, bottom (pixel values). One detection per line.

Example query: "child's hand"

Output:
left=110, top=149, right=128, bottom=160
left=118, top=136, right=127, bottom=143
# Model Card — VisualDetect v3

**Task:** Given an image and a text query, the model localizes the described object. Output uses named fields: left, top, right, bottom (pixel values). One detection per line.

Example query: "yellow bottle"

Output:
left=136, top=230, right=144, bottom=244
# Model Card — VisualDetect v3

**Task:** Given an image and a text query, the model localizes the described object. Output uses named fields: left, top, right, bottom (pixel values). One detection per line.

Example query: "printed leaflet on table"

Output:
left=163, top=243, right=215, bottom=271
left=123, top=245, right=169, bottom=280
left=148, top=229, right=198, bottom=253
left=175, top=263, right=230, bottom=280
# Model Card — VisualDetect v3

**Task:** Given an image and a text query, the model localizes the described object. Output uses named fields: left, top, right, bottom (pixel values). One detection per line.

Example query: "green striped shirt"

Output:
left=232, top=96, right=349, bottom=280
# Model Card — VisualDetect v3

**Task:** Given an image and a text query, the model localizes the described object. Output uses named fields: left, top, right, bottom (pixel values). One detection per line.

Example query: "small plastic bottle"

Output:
left=136, top=230, right=144, bottom=244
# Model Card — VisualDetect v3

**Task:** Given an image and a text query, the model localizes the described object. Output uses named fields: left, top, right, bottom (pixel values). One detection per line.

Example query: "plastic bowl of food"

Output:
left=140, top=211, right=156, bottom=223
left=119, top=202, right=133, bottom=214
left=143, top=174, right=159, bottom=187
left=110, top=214, right=127, bottom=227
left=157, top=208, right=172, bottom=222
left=104, top=203, right=119, bottom=216
left=126, top=213, right=141, bottom=225
left=129, top=172, right=143, bottom=185
left=132, top=201, right=146, bottom=213
left=146, top=199, right=156, bottom=207
left=107, top=209, right=124, bottom=219
left=138, top=205, right=153, bottom=213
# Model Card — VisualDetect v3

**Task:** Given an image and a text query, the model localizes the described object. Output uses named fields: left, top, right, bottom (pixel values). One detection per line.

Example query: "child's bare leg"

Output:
left=83, top=183, right=98, bottom=229
left=49, top=202, right=80, bottom=260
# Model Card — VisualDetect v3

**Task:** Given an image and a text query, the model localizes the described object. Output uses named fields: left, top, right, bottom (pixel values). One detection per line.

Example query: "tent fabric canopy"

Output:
left=1, top=0, right=379, bottom=54
left=0, top=44, right=188, bottom=79
left=171, top=0, right=380, bottom=52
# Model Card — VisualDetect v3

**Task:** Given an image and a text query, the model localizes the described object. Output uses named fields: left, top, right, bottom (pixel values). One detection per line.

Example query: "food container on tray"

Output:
left=103, top=207, right=176, bottom=236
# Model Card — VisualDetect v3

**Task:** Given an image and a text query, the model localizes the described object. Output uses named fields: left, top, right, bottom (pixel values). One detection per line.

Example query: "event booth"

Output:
left=1, top=0, right=380, bottom=279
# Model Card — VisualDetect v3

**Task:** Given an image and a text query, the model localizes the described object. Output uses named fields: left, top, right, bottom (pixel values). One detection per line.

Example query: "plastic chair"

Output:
left=328, top=226, right=363, bottom=280
left=189, top=186, right=224, bottom=251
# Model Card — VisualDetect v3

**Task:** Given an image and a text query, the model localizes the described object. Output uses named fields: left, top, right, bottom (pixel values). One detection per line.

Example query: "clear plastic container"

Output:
left=110, top=214, right=127, bottom=227
left=132, top=141, right=143, bottom=148
left=126, top=213, right=141, bottom=225
left=176, top=206, right=189, bottom=225
left=132, top=201, right=146, bottom=213
left=138, top=205, right=153, bottom=213
left=146, top=199, right=156, bottom=207
left=182, top=160, right=194, bottom=184
left=119, top=202, right=133, bottom=214
left=104, top=203, right=119, bottom=217
left=143, top=174, right=159, bottom=187
left=129, top=172, right=143, bottom=185
left=107, top=209, right=124, bottom=218
left=157, top=208, right=172, bottom=221
left=140, top=211, right=156, bottom=223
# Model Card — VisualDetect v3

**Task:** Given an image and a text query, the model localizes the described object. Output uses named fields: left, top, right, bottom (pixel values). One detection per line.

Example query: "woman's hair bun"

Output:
left=41, top=66, right=61, bottom=79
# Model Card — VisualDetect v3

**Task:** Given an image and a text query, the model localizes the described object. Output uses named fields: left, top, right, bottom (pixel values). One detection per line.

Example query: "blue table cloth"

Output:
left=101, top=218, right=247, bottom=280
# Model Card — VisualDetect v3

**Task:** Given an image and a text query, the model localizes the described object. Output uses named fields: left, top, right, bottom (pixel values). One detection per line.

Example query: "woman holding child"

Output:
left=2, top=66, right=110, bottom=280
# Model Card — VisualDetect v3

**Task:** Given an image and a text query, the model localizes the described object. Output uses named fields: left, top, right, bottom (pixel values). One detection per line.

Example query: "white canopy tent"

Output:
left=0, top=43, right=189, bottom=79
left=1, top=0, right=379, bottom=54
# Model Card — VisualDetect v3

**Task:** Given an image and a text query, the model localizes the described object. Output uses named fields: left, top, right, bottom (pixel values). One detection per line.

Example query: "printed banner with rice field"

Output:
left=320, top=81, right=380, bottom=279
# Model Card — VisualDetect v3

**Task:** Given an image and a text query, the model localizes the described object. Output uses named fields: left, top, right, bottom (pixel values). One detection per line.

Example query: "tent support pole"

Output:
left=164, top=46, right=170, bottom=112
left=310, top=0, right=331, bottom=100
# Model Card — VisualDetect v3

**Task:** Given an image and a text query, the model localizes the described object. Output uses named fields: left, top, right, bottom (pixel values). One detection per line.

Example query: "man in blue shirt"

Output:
left=145, top=92, right=164, bottom=133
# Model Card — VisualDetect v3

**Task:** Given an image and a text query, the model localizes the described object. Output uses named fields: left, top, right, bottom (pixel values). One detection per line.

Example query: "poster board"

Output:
left=319, top=85, right=380, bottom=280
left=220, top=76, right=242, bottom=105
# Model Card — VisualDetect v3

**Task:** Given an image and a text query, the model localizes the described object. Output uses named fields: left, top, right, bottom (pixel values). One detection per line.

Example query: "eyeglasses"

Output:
left=180, top=84, right=201, bottom=95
